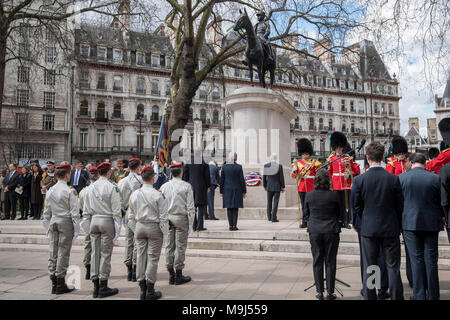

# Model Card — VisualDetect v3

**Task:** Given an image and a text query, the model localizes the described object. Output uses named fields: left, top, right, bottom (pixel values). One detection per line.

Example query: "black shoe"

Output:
left=98, top=279, right=119, bottom=298
left=326, top=294, right=337, bottom=300
left=132, top=265, right=137, bottom=282
left=316, top=293, right=324, bottom=300
left=197, top=228, right=207, bottom=231
left=168, top=268, right=175, bottom=285
left=360, top=289, right=364, bottom=297
left=126, top=264, right=132, bottom=281
left=138, top=280, right=147, bottom=300
left=229, top=227, right=233, bottom=231
left=55, top=277, right=75, bottom=295
left=85, top=264, right=91, bottom=280
left=145, top=281, right=162, bottom=300
left=378, top=291, right=390, bottom=300
left=299, top=222, right=307, bottom=228
left=272, top=219, right=279, bottom=223
left=92, top=278, right=99, bottom=298
left=211, top=217, right=219, bottom=220
left=234, top=226, right=239, bottom=231
left=50, top=275, right=57, bottom=294
left=175, top=269, right=191, bottom=285
left=205, top=217, right=210, bottom=220
left=18, top=217, right=24, bottom=220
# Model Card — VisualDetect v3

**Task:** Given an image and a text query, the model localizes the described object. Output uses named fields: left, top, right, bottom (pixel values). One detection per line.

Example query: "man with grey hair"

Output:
left=207, top=160, right=220, bottom=220
left=263, top=153, right=285, bottom=222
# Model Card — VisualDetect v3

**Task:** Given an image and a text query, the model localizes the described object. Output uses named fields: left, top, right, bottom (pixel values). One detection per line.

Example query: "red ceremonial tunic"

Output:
left=385, top=157, right=407, bottom=176
left=291, top=159, right=322, bottom=192
left=327, top=154, right=360, bottom=190
left=426, top=148, right=450, bottom=174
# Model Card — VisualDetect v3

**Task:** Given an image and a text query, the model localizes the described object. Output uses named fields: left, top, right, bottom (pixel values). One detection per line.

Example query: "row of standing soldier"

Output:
left=42, top=158, right=193, bottom=300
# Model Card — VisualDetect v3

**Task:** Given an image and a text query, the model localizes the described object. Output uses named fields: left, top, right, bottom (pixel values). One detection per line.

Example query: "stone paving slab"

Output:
left=3, top=249, right=450, bottom=300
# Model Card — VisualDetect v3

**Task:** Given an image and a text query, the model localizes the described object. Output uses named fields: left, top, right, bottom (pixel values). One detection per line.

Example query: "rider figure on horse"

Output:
left=243, top=11, right=275, bottom=66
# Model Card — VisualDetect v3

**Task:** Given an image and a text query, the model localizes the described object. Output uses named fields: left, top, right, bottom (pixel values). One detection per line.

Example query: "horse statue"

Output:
left=233, top=8, right=276, bottom=89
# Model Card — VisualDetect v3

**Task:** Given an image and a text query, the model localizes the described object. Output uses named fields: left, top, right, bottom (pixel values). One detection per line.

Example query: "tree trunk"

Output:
left=168, top=33, right=199, bottom=152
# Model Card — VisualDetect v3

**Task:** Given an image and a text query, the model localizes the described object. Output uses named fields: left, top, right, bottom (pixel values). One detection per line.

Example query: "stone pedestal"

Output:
left=221, top=87, right=299, bottom=209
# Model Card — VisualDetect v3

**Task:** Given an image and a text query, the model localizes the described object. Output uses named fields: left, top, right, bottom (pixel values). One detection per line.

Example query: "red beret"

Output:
left=116, top=162, right=124, bottom=166
left=56, top=164, right=71, bottom=171
left=129, top=158, right=142, bottom=164
left=169, top=162, right=183, bottom=169
left=140, top=165, right=154, bottom=174
left=88, top=167, right=98, bottom=174
left=97, top=162, right=112, bottom=170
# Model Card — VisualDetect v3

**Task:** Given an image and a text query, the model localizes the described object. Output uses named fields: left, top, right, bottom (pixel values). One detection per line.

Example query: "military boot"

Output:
left=92, top=278, right=100, bottom=298
left=175, top=269, right=191, bottom=285
left=55, top=277, right=75, bottom=295
left=50, top=275, right=57, bottom=294
left=145, top=281, right=162, bottom=300
left=98, top=279, right=119, bottom=298
left=131, top=265, right=137, bottom=282
left=126, top=264, right=133, bottom=281
left=168, top=267, right=175, bottom=285
left=85, top=264, right=91, bottom=280
left=138, top=280, right=147, bottom=300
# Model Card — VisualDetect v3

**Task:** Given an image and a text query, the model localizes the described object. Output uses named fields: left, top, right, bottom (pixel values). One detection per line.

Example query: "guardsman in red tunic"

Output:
left=426, top=147, right=440, bottom=172
left=385, top=136, right=408, bottom=175
left=291, top=138, right=322, bottom=228
left=327, top=132, right=360, bottom=228
left=427, top=118, right=450, bottom=174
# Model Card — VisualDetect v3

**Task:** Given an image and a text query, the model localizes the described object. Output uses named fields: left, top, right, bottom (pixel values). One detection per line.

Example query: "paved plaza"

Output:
left=1, top=249, right=450, bottom=300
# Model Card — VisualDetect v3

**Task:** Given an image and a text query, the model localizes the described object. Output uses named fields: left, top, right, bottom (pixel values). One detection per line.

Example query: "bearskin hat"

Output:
left=330, top=132, right=348, bottom=150
left=297, top=138, right=313, bottom=156
left=428, top=147, right=440, bottom=160
left=438, top=118, right=450, bottom=145
left=391, top=136, right=408, bottom=155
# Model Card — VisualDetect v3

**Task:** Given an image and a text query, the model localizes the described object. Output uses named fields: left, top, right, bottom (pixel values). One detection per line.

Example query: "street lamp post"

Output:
left=138, top=113, right=143, bottom=159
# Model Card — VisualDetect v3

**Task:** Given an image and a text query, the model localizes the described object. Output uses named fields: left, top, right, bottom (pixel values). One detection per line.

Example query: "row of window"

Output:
left=16, top=89, right=55, bottom=108
left=293, top=116, right=396, bottom=133
left=15, top=113, right=55, bottom=131
left=79, top=100, right=162, bottom=121
left=17, top=66, right=56, bottom=86
left=79, top=128, right=159, bottom=151
left=18, top=43, right=57, bottom=63
left=80, top=44, right=172, bottom=69
left=15, top=143, right=53, bottom=160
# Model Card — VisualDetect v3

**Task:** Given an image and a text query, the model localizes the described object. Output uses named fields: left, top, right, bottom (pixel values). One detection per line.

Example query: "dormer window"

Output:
left=81, top=44, right=90, bottom=58
left=98, top=47, right=106, bottom=61
left=137, top=52, right=144, bottom=65
left=113, top=49, right=122, bottom=63
left=152, top=55, right=159, bottom=68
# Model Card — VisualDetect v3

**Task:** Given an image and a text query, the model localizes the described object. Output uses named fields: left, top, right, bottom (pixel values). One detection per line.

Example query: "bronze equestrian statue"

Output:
left=233, top=9, right=277, bottom=89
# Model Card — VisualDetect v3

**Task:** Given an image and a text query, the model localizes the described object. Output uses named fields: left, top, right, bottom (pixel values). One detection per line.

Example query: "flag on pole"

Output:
left=156, top=99, right=170, bottom=167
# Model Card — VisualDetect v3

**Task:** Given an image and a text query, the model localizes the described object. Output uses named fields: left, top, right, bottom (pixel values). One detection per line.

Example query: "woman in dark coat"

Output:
left=304, top=169, right=343, bottom=300
left=17, top=165, right=32, bottom=220
left=30, top=162, right=43, bottom=220
left=219, top=152, right=247, bottom=231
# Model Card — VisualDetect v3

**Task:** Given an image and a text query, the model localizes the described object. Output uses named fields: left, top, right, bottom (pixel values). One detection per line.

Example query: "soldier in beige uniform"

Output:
left=128, top=165, right=168, bottom=300
left=41, top=160, right=57, bottom=198
left=160, top=162, right=194, bottom=285
left=42, top=164, right=80, bottom=295
left=78, top=167, right=99, bottom=280
left=117, top=157, right=142, bottom=282
left=82, top=162, right=121, bottom=298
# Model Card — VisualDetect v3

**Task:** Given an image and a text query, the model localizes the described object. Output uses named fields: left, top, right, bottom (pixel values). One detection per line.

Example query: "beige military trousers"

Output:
left=165, top=214, right=189, bottom=271
left=124, top=215, right=137, bottom=266
left=83, top=233, right=91, bottom=266
left=135, top=221, right=163, bottom=283
left=48, top=216, right=74, bottom=278
left=90, top=216, right=115, bottom=280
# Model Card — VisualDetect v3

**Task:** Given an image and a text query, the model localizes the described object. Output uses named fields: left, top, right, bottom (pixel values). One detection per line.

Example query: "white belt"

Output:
left=303, top=176, right=315, bottom=179
left=333, top=173, right=346, bottom=176
left=93, top=214, right=113, bottom=218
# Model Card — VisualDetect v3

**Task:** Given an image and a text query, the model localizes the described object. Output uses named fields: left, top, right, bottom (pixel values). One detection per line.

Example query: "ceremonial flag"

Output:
left=156, top=99, right=170, bottom=167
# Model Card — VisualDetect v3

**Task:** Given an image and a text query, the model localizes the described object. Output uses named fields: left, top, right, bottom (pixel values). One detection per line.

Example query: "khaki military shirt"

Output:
left=128, top=184, right=169, bottom=234
left=117, top=172, right=143, bottom=210
left=43, top=180, right=80, bottom=230
left=159, top=177, right=195, bottom=219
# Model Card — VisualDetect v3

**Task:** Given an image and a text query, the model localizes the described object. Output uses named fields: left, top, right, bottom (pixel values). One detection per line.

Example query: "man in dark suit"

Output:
left=399, top=153, right=443, bottom=300
left=352, top=141, right=404, bottom=300
left=262, top=153, right=285, bottom=222
left=207, top=161, right=220, bottom=220
left=69, top=160, right=89, bottom=194
left=2, top=163, right=20, bottom=220
left=183, top=148, right=211, bottom=231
